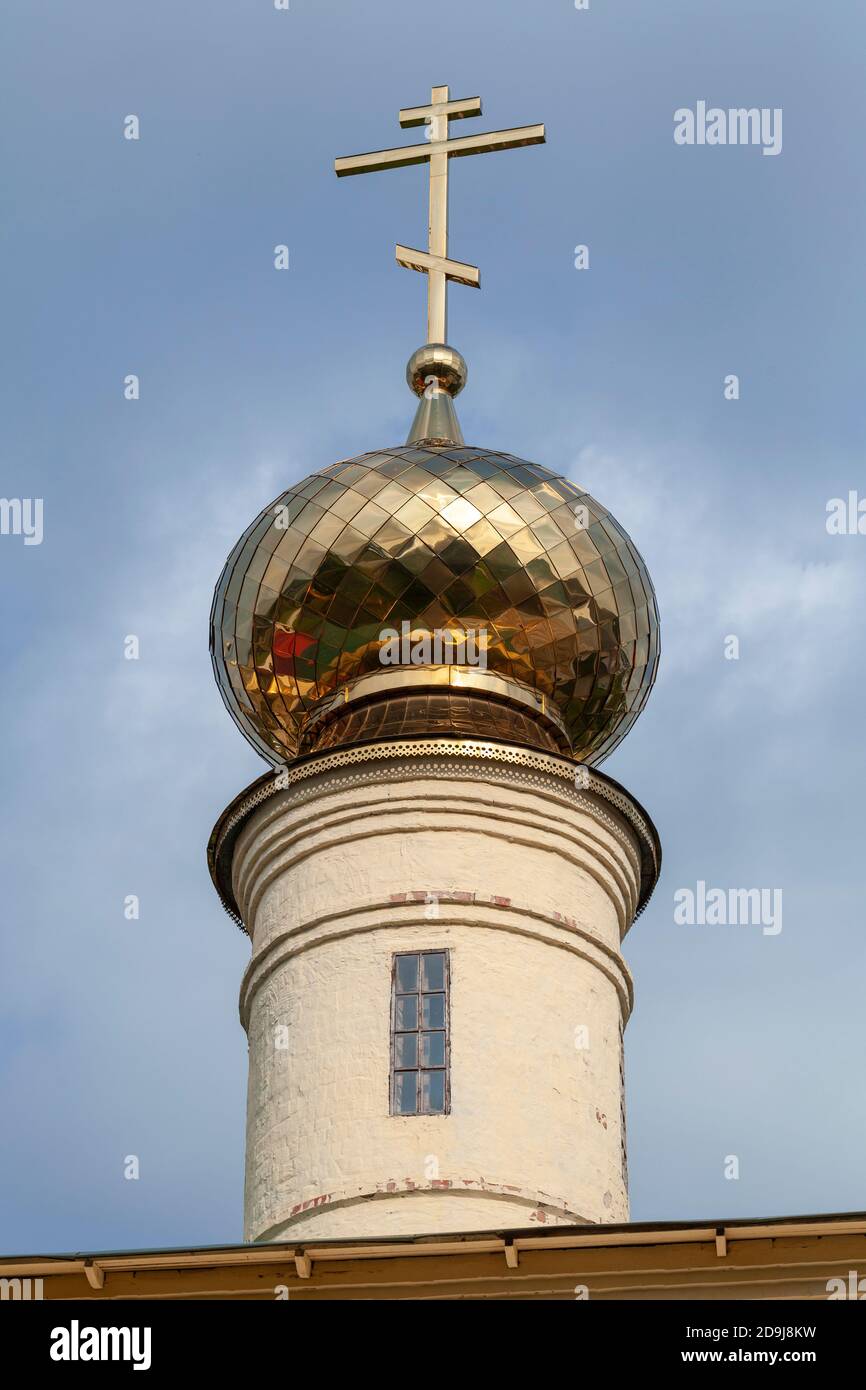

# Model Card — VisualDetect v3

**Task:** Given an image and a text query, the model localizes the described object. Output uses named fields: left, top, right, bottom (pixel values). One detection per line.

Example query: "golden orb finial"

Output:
left=405, top=344, right=467, bottom=445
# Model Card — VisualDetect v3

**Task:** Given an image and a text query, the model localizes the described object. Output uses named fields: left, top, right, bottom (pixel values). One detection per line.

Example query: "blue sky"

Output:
left=2, top=0, right=866, bottom=1252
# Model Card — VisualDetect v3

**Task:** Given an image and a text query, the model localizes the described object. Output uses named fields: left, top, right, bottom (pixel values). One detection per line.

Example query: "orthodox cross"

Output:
left=335, top=86, right=545, bottom=345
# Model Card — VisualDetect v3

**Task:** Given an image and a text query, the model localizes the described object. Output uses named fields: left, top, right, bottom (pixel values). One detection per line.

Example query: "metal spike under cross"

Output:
left=335, top=86, right=545, bottom=346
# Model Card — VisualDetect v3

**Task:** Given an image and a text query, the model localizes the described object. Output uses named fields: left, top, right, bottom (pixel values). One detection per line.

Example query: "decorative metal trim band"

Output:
left=207, top=736, right=661, bottom=931
left=301, top=664, right=570, bottom=743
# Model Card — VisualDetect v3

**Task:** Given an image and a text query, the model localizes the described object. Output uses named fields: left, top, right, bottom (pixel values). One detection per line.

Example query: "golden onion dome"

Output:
left=210, top=361, right=659, bottom=767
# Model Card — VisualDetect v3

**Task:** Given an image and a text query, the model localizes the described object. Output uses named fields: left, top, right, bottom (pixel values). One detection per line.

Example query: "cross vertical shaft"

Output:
left=427, top=86, right=450, bottom=344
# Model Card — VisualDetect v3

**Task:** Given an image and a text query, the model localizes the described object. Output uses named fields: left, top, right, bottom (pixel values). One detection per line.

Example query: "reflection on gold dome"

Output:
left=210, top=444, right=659, bottom=767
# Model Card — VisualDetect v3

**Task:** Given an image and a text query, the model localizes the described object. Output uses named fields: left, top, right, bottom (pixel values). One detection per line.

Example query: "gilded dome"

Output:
left=210, top=442, right=659, bottom=766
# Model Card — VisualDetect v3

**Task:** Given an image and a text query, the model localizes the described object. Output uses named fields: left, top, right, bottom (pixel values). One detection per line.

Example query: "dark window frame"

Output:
left=390, top=949, right=451, bottom=1116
